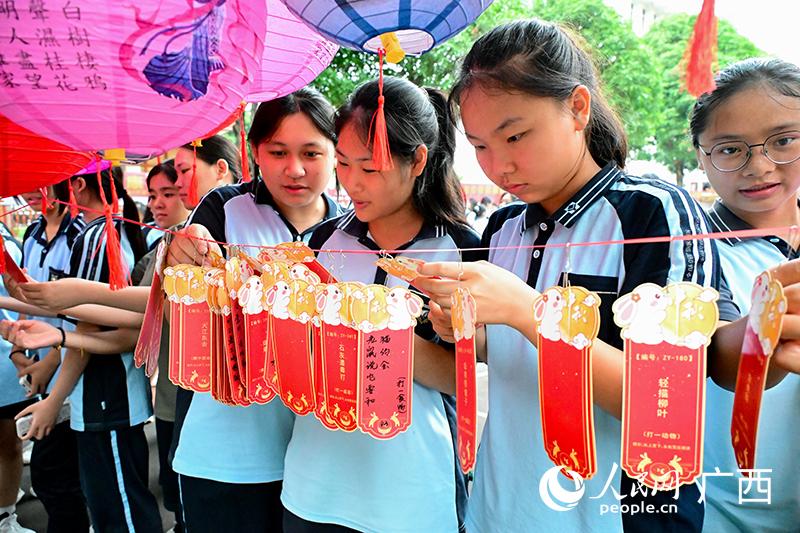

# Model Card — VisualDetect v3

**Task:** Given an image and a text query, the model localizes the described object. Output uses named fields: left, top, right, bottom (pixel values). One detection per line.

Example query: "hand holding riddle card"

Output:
left=731, top=271, right=787, bottom=474
left=3, top=248, right=29, bottom=284
left=614, top=282, right=719, bottom=491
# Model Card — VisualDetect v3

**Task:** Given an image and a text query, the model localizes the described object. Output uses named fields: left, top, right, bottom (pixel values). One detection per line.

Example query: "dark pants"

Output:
left=620, top=473, right=704, bottom=532
left=76, top=424, right=161, bottom=533
left=155, top=418, right=184, bottom=531
left=30, top=421, right=90, bottom=533
left=179, top=475, right=283, bottom=533
left=283, top=510, right=360, bottom=533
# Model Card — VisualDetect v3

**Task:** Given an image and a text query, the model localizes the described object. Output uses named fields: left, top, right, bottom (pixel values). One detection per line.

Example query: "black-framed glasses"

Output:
left=698, top=130, right=800, bottom=172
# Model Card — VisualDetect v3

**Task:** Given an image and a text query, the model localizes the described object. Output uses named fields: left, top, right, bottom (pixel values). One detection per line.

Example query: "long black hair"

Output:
left=336, top=76, right=466, bottom=227
left=180, top=134, right=241, bottom=181
left=70, top=167, right=148, bottom=263
left=450, top=19, right=627, bottom=169
left=690, top=58, right=800, bottom=147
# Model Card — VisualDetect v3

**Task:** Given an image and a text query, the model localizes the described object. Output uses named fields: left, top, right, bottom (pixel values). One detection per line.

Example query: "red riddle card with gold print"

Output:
left=268, top=267, right=320, bottom=416
left=135, top=239, right=168, bottom=377
left=451, top=287, right=479, bottom=474
left=353, top=285, right=423, bottom=439
left=533, top=285, right=600, bottom=480
left=163, top=265, right=212, bottom=393
left=315, top=282, right=364, bottom=431
left=731, top=271, right=786, bottom=474
left=614, top=283, right=719, bottom=491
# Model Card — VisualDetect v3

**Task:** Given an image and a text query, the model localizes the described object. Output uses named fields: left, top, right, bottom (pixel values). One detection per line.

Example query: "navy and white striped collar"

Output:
left=29, top=212, right=80, bottom=246
left=707, top=199, right=799, bottom=257
left=335, top=210, right=447, bottom=242
left=522, top=161, right=621, bottom=233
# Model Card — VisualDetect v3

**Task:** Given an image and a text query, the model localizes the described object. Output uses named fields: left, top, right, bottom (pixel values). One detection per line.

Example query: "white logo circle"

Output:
left=538, top=465, right=586, bottom=512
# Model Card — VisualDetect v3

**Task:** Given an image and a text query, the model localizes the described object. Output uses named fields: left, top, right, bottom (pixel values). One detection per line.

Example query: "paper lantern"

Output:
left=0, top=0, right=267, bottom=155
left=0, top=114, right=93, bottom=197
left=247, top=0, right=338, bottom=102
left=279, top=0, right=493, bottom=57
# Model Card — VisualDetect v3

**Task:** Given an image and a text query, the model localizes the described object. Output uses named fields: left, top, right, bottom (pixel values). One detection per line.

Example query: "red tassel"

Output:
left=39, top=187, right=48, bottom=213
left=110, top=177, right=120, bottom=215
left=96, top=162, right=128, bottom=290
left=0, top=229, right=6, bottom=275
left=156, top=154, right=162, bottom=165
left=370, top=48, right=394, bottom=171
left=682, top=0, right=717, bottom=97
left=189, top=142, right=200, bottom=206
left=67, top=178, right=79, bottom=218
left=239, top=104, right=251, bottom=183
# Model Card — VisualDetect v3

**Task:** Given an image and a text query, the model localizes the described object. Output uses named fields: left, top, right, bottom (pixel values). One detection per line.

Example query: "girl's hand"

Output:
left=416, top=260, right=539, bottom=331
left=17, top=278, right=85, bottom=311
left=2, top=269, right=33, bottom=302
left=15, top=397, right=61, bottom=440
left=428, top=301, right=456, bottom=343
left=1, top=320, right=61, bottom=350
left=18, top=353, right=60, bottom=397
left=166, top=224, right=221, bottom=267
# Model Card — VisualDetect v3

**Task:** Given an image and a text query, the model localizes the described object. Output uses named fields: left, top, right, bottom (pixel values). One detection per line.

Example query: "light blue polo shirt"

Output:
left=703, top=200, right=800, bottom=532
left=280, top=212, right=480, bottom=532
left=171, top=180, right=341, bottom=483
left=0, top=224, right=25, bottom=408
left=467, top=165, right=738, bottom=532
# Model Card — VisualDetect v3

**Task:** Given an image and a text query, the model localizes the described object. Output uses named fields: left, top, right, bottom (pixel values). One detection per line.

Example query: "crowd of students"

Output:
left=1, top=17, right=800, bottom=533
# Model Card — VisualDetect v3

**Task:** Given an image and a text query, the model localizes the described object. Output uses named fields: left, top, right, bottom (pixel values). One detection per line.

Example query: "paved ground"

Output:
left=16, top=365, right=490, bottom=532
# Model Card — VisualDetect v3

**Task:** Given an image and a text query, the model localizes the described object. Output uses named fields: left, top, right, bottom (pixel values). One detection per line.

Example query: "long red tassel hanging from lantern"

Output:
left=39, top=187, right=48, bottom=214
left=67, top=177, right=79, bottom=218
left=188, top=140, right=201, bottom=206
left=239, top=103, right=251, bottom=183
left=370, top=48, right=393, bottom=171
left=95, top=158, right=128, bottom=290
left=682, top=0, right=717, bottom=97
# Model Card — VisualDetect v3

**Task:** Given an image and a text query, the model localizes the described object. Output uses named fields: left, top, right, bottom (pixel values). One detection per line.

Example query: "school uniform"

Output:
left=171, top=179, right=341, bottom=533
left=143, top=225, right=164, bottom=251
left=20, top=213, right=90, bottom=533
left=68, top=215, right=161, bottom=533
left=466, top=163, right=739, bottom=533
left=0, top=223, right=25, bottom=415
left=279, top=212, right=479, bottom=533
left=703, top=200, right=800, bottom=533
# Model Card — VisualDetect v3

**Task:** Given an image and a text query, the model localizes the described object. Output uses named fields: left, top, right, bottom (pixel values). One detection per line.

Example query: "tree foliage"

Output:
left=643, top=15, right=761, bottom=183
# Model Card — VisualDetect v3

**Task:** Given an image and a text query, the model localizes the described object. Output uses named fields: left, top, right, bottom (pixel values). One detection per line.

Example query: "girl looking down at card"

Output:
left=411, top=19, right=799, bottom=533
left=279, top=77, right=480, bottom=533
left=165, top=88, right=342, bottom=533
left=691, top=58, right=800, bottom=533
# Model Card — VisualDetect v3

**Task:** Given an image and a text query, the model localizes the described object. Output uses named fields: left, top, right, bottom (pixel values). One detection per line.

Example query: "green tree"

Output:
left=644, top=15, right=761, bottom=185
left=533, top=0, right=663, bottom=155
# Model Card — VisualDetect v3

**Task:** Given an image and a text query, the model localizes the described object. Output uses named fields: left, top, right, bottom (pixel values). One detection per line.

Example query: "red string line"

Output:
left=12, top=198, right=797, bottom=256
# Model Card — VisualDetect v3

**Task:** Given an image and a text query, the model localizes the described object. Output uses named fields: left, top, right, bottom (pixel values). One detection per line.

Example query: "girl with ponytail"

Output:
left=280, top=76, right=480, bottom=532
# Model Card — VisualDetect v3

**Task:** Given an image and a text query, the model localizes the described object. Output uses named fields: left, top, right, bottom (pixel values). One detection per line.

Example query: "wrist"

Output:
left=53, top=327, right=66, bottom=350
left=505, top=285, right=540, bottom=332
left=9, top=349, right=27, bottom=359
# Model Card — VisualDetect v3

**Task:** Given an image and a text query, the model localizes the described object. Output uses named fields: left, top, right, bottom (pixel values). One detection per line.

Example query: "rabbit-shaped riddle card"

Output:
left=731, top=271, right=786, bottom=474
left=533, top=286, right=601, bottom=480
left=451, top=287, right=478, bottom=474
left=614, top=282, right=719, bottom=491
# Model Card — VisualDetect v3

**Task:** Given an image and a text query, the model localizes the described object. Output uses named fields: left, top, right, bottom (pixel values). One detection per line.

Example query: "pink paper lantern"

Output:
left=246, top=0, right=338, bottom=102
left=0, top=1, right=266, bottom=155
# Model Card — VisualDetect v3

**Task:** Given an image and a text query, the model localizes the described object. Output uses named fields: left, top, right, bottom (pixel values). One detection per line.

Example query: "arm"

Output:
left=0, top=296, right=143, bottom=328
left=1, top=319, right=138, bottom=355
left=18, top=278, right=151, bottom=313
left=412, top=336, right=456, bottom=396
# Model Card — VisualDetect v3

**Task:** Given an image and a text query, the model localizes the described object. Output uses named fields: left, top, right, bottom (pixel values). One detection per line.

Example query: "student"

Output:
left=17, top=184, right=89, bottom=533
left=412, top=19, right=746, bottom=532
left=692, top=58, right=800, bottom=532
left=279, top=77, right=478, bottom=533
left=174, top=134, right=241, bottom=210
left=15, top=167, right=161, bottom=532
left=0, top=223, right=34, bottom=533
left=166, top=87, right=342, bottom=533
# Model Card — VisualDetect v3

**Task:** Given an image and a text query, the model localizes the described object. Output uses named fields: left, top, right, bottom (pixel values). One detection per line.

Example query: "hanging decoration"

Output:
left=682, top=0, right=718, bottom=97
